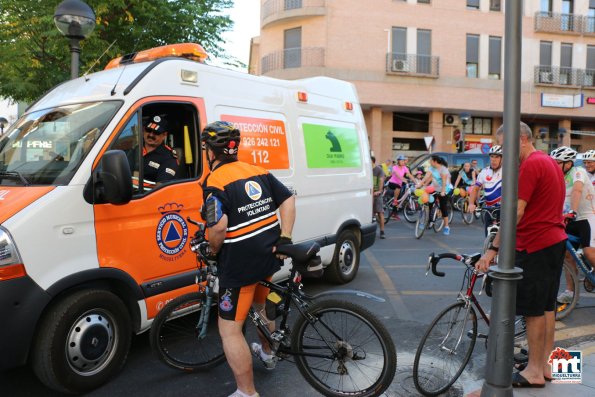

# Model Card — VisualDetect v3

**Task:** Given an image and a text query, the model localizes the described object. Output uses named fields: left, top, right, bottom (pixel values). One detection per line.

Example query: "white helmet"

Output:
left=488, top=145, right=502, bottom=156
left=550, top=146, right=577, bottom=162
left=583, top=149, right=595, bottom=161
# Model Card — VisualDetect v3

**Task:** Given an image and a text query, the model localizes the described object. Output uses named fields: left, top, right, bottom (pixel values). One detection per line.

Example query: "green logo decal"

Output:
left=303, top=123, right=361, bottom=168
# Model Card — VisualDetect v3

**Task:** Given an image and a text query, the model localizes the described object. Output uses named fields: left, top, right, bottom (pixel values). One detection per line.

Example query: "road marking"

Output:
left=554, top=323, right=595, bottom=342
left=364, top=250, right=414, bottom=321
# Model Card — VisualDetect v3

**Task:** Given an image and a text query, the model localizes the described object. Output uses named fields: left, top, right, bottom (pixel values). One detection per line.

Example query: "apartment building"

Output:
left=249, top=0, right=595, bottom=161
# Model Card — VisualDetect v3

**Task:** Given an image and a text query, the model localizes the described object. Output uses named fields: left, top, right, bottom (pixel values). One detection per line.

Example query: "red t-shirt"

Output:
left=516, top=150, right=566, bottom=253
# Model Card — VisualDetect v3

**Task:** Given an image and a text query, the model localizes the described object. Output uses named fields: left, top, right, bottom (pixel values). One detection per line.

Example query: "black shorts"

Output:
left=515, top=240, right=566, bottom=317
left=566, top=219, right=591, bottom=249
left=388, top=182, right=401, bottom=191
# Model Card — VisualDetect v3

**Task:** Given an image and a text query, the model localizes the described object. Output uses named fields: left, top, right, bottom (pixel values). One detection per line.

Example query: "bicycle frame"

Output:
left=566, top=234, right=595, bottom=285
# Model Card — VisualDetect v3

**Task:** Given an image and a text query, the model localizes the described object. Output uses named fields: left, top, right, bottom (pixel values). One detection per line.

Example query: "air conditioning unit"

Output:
left=392, top=59, right=410, bottom=72
left=540, top=72, right=553, bottom=83
left=443, top=114, right=460, bottom=127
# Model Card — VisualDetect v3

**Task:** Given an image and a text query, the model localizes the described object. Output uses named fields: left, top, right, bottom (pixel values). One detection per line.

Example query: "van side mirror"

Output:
left=84, top=150, right=132, bottom=205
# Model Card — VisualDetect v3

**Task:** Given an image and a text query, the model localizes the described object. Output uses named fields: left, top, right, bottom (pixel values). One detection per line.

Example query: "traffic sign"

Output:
left=454, top=129, right=461, bottom=142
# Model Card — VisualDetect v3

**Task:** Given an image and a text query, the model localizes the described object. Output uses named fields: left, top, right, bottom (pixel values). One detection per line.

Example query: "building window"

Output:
left=466, top=34, right=479, bottom=78
left=463, top=117, right=492, bottom=135
left=560, top=43, right=573, bottom=85
left=283, top=27, right=302, bottom=69
left=541, top=0, right=553, bottom=12
left=488, top=36, right=501, bottom=79
left=587, top=0, right=595, bottom=33
left=417, top=0, right=431, bottom=4
left=467, top=0, right=480, bottom=10
left=393, top=112, right=429, bottom=133
left=586, top=45, right=595, bottom=86
left=539, top=41, right=553, bottom=83
left=284, top=0, right=303, bottom=10
left=417, top=29, right=431, bottom=74
left=490, top=0, right=501, bottom=11
left=391, top=26, right=407, bottom=66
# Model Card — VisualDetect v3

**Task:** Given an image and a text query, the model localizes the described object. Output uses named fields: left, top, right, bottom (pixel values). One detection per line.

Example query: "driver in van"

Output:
left=142, top=116, right=178, bottom=186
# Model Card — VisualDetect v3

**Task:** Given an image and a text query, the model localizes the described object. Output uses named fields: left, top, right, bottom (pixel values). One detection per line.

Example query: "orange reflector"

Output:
left=344, top=101, right=353, bottom=111
left=105, top=43, right=209, bottom=70
left=0, top=264, right=26, bottom=281
left=297, top=91, right=308, bottom=103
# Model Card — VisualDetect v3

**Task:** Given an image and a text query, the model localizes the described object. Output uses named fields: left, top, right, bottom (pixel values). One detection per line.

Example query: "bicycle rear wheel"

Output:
left=292, top=299, right=396, bottom=397
left=150, top=292, right=226, bottom=371
left=415, top=206, right=429, bottom=239
left=383, top=197, right=393, bottom=225
left=555, top=260, right=580, bottom=320
left=403, top=197, right=419, bottom=223
left=413, top=301, right=477, bottom=396
left=461, top=199, right=474, bottom=224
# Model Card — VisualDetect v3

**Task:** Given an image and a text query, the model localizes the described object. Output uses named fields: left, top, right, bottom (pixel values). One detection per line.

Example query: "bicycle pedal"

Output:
left=466, top=330, right=488, bottom=339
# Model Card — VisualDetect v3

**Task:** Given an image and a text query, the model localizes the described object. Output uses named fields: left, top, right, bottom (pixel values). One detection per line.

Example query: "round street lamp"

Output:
left=54, top=0, right=96, bottom=80
left=0, top=116, right=8, bottom=136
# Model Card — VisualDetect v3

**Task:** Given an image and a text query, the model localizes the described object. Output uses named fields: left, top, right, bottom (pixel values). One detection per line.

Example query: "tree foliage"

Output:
left=0, top=0, right=236, bottom=102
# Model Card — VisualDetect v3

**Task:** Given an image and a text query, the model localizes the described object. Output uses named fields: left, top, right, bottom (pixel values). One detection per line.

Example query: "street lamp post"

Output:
left=459, top=112, right=471, bottom=153
left=0, top=116, right=8, bottom=136
left=54, top=0, right=96, bottom=80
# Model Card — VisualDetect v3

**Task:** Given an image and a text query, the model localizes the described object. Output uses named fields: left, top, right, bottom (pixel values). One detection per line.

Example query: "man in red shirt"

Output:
left=476, top=122, right=566, bottom=388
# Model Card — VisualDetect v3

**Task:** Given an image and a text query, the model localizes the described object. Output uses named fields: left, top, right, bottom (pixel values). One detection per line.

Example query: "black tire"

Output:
left=413, top=302, right=477, bottom=396
left=31, top=290, right=132, bottom=394
left=584, top=278, right=594, bottom=293
left=415, top=206, right=429, bottom=239
left=433, top=208, right=444, bottom=232
left=383, top=198, right=393, bottom=225
left=150, top=292, right=226, bottom=371
left=291, top=299, right=396, bottom=397
left=461, top=199, right=474, bottom=224
left=403, top=197, right=419, bottom=223
left=325, top=229, right=360, bottom=284
left=555, top=261, right=580, bottom=320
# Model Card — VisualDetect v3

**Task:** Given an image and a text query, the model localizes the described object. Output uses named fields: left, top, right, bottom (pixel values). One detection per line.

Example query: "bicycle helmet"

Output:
left=201, top=121, right=241, bottom=155
left=550, top=146, right=577, bottom=162
left=488, top=145, right=502, bottom=156
left=583, top=149, right=595, bottom=161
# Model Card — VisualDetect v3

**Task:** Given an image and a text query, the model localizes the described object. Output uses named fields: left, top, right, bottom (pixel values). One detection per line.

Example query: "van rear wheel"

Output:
left=31, top=289, right=132, bottom=394
left=325, top=229, right=360, bottom=284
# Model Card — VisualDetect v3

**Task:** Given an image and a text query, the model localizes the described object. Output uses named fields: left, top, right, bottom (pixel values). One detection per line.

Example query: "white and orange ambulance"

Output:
left=0, top=43, right=375, bottom=393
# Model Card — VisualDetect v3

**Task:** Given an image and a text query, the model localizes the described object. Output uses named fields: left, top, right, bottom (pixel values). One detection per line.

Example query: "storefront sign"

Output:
left=587, top=97, right=595, bottom=105
left=541, top=93, right=583, bottom=108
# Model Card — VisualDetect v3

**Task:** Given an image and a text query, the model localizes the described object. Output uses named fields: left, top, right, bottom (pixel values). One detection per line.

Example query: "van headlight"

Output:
left=0, top=227, right=24, bottom=278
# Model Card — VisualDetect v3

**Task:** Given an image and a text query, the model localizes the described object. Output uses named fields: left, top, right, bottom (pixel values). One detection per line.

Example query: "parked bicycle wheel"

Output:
left=415, top=206, right=429, bottom=239
left=555, top=261, right=580, bottom=320
left=403, top=197, right=419, bottom=223
left=150, top=292, right=226, bottom=372
left=461, top=199, right=474, bottom=224
left=292, top=299, right=396, bottom=397
left=413, top=301, right=477, bottom=396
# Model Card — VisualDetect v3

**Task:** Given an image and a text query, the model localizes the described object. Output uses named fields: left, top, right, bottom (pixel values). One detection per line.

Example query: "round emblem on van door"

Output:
left=156, top=213, right=188, bottom=255
left=245, top=181, right=262, bottom=201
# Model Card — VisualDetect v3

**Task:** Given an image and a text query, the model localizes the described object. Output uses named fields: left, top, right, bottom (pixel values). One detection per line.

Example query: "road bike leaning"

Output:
left=150, top=218, right=397, bottom=397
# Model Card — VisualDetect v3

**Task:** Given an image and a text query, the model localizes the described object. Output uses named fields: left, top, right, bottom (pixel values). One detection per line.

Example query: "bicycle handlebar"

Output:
left=426, top=252, right=482, bottom=277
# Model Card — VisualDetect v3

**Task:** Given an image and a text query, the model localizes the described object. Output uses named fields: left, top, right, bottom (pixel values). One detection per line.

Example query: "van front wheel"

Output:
left=32, top=289, right=132, bottom=394
left=325, top=229, right=360, bottom=284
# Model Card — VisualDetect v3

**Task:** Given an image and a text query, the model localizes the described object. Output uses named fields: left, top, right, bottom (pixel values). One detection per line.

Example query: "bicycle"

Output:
left=414, top=192, right=451, bottom=239
left=412, top=252, right=527, bottom=396
left=383, top=181, right=419, bottom=224
left=150, top=218, right=397, bottom=397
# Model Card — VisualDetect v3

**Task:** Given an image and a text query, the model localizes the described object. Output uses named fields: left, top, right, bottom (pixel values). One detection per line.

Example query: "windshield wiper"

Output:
left=0, top=171, right=31, bottom=186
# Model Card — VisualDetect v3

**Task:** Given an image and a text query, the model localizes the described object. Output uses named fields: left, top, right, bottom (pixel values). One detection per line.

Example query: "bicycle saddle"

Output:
left=276, top=242, right=320, bottom=263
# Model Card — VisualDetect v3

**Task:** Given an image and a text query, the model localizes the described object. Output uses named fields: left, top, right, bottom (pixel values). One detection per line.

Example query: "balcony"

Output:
left=261, top=0, right=326, bottom=28
left=261, top=47, right=325, bottom=74
left=386, top=53, right=440, bottom=78
left=534, top=66, right=595, bottom=88
left=534, top=11, right=595, bottom=35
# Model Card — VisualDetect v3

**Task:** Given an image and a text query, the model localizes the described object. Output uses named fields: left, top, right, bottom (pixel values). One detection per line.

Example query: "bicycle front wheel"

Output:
left=433, top=208, right=444, bottom=232
left=413, top=302, right=477, bottom=396
left=556, top=260, right=580, bottom=320
left=292, top=299, right=396, bottom=397
left=415, top=206, right=429, bottom=239
left=150, top=292, right=226, bottom=372
left=461, top=199, right=474, bottom=224
left=403, top=198, right=419, bottom=223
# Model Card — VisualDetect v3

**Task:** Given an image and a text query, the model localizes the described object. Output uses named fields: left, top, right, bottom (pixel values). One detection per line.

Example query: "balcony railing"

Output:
left=261, top=47, right=325, bottom=74
left=262, top=0, right=326, bottom=24
left=534, top=65, right=595, bottom=88
left=386, top=53, right=440, bottom=78
left=534, top=11, right=595, bottom=34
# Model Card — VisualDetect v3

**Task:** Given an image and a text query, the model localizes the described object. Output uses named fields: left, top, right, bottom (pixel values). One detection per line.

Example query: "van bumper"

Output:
left=0, top=275, right=51, bottom=370
left=360, top=223, right=377, bottom=251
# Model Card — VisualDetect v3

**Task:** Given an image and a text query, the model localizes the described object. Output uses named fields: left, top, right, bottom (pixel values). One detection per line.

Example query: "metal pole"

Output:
left=480, top=0, right=524, bottom=396
left=70, top=37, right=81, bottom=79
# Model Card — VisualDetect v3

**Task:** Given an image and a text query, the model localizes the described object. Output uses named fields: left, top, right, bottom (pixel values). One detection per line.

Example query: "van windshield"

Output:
left=0, top=101, right=122, bottom=186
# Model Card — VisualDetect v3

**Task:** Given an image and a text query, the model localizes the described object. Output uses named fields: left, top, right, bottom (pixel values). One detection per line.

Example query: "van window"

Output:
left=0, top=101, right=122, bottom=186
left=109, top=102, right=200, bottom=195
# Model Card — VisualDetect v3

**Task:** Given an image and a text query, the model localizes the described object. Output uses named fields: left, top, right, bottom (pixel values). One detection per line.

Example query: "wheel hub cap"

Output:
left=67, top=312, right=115, bottom=374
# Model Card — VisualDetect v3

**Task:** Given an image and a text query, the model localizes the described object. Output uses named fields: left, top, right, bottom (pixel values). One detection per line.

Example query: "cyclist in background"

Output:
left=454, top=162, right=476, bottom=191
left=418, top=155, right=453, bottom=235
left=550, top=146, right=595, bottom=303
left=583, top=149, right=595, bottom=187
left=468, top=145, right=503, bottom=236
left=387, top=155, right=415, bottom=219
left=372, top=156, right=386, bottom=239
left=201, top=121, right=296, bottom=397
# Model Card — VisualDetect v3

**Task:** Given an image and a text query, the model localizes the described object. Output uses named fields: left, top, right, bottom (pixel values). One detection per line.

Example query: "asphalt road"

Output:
left=3, top=213, right=595, bottom=396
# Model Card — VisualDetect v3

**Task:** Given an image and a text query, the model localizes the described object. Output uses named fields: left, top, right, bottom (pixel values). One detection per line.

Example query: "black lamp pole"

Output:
left=54, top=0, right=96, bottom=80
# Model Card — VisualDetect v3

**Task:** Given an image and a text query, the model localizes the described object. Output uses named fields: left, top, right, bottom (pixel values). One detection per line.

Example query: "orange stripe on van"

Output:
left=225, top=214, right=278, bottom=238
left=0, top=187, right=55, bottom=223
